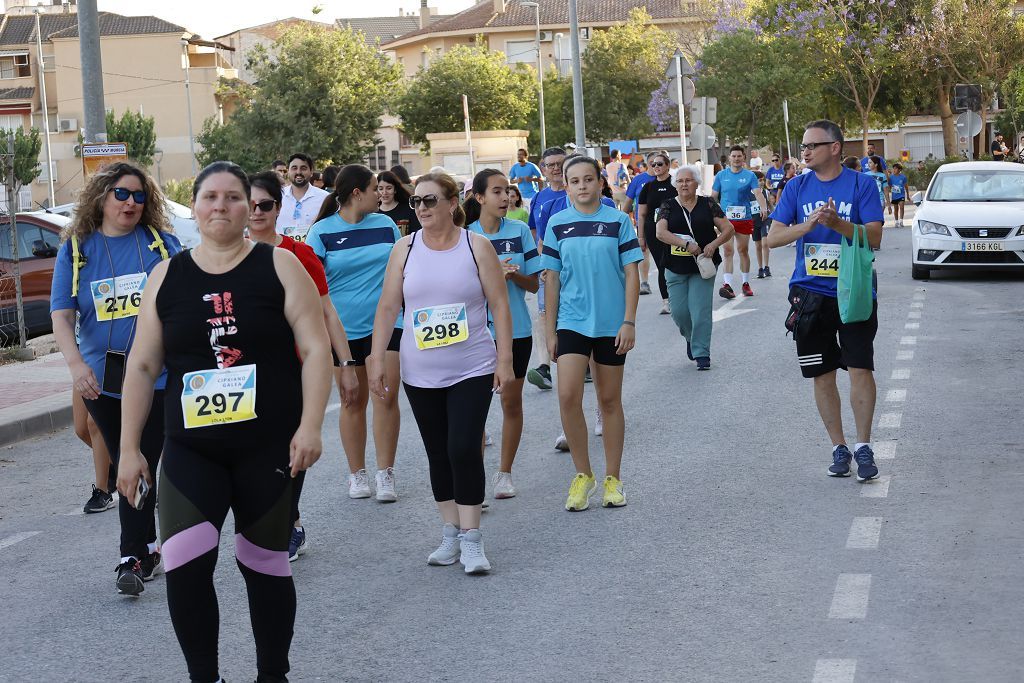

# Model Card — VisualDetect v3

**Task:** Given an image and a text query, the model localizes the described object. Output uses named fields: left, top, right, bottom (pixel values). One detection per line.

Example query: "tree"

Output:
left=394, top=41, right=537, bottom=149
left=197, top=24, right=402, bottom=171
left=0, top=127, right=42, bottom=210
left=581, top=8, right=676, bottom=143
left=524, top=67, right=576, bottom=150
left=105, top=109, right=156, bottom=167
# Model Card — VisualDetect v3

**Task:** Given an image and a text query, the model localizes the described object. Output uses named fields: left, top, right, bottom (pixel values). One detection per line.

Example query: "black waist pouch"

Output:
left=785, top=286, right=825, bottom=342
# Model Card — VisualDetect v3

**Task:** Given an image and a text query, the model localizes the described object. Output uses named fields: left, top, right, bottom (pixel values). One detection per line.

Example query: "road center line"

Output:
left=900, top=336, right=917, bottom=345
left=891, top=368, right=910, bottom=380
left=812, top=659, right=856, bottom=683
left=910, top=301, right=924, bottom=308
left=905, top=322, right=920, bottom=330
left=885, top=389, right=907, bottom=403
left=896, top=350, right=914, bottom=361
left=879, top=412, right=902, bottom=428
left=829, top=573, right=872, bottom=618
left=873, top=440, right=897, bottom=460
left=908, top=311, right=922, bottom=319
left=861, top=475, right=891, bottom=498
left=846, top=517, right=883, bottom=549
left=913, top=292, right=926, bottom=300
left=0, top=531, right=41, bottom=551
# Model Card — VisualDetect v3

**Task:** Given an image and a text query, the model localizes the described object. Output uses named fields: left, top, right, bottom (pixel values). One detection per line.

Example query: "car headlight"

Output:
left=918, top=220, right=951, bottom=236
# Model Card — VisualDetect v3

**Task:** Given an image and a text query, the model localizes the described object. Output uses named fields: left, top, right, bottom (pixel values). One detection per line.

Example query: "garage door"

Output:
left=905, top=131, right=945, bottom=161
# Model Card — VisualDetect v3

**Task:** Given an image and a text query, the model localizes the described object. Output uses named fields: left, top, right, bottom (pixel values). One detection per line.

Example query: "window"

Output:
left=0, top=55, right=31, bottom=79
left=0, top=114, right=23, bottom=132
left=41, top=55, right=55, bottom=73
left=391, top=150, right=399, bottom=167
left=37, top=161, right=57, bottom=184
left=505, top=39, right=536, bottom=65
left=375, top=145, right=387, bottom=170
left=0, top=223, right=60, bottom=260
left=905, top=131, right=944, bottom=162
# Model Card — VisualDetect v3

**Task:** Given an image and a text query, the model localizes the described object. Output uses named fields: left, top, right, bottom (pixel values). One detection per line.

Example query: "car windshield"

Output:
left=927, top=170, right=1024, bottom=201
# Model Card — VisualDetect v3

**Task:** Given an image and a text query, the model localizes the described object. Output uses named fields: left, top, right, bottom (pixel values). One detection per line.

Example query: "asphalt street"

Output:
left=2, top=213, right=1023, bottom=682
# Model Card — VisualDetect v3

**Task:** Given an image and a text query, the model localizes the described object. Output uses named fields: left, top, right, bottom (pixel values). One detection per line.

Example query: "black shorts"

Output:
left=345, top=328, right=401, bottom=366
left=792, top=287, right=877, bottom=378
left=508, top=336, right=533, bottom=379
left=555, top=329, right=626, bottom=367
left=891, top=198, right=905, bottom=205
left=751, top=216, right=770, bottom=242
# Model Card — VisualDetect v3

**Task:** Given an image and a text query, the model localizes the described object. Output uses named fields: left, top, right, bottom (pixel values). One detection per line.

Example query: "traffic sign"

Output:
left=955, top=111, right=982, bottom=138
left=690, top=97, right=717, bottom=125
left=689, top=124, right=717, bottom=150
left=668, top=77, right=695, bottom=106
left=665, top=48, right=694, bottom=78
left=81, top=142, right=128, bottom=178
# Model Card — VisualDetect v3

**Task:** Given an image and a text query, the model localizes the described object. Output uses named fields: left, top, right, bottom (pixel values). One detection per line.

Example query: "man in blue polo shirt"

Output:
left=769, top=119, right=883, bottom=484
left=508, top=148, right=544, bottom=210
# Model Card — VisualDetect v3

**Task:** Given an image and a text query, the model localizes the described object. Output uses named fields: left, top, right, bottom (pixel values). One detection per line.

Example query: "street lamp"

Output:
left=520, top=1, right=546, bottom=153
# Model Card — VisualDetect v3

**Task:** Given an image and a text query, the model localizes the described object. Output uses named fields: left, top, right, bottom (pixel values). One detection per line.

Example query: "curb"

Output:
left=0, top=395, right=74, bottom=448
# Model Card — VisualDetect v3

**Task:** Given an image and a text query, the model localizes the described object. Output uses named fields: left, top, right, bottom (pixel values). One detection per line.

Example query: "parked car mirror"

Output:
left=911, top=191, right=923, bottom=206
left=31, top=240, right=57, bottom=258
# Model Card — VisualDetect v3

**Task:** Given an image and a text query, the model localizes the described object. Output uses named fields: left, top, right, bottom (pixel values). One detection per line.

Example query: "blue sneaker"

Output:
left=828, top=445, right=853, bottom=477
left=288, top=527, right=307, bottom=562
left=854, top=445, right=879, bottom=482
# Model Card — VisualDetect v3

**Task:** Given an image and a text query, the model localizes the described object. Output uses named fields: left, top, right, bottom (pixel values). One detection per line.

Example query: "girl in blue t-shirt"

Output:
left=865, top=156, right=890, bottom=214
left=888, top=162, right=909, bottom=228
left=540, top=156, right=643, bottom=512
left=465, top=169, right=541, bottom=500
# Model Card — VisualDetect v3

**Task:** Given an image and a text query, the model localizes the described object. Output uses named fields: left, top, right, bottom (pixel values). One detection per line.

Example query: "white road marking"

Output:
left=713, top=299, right=755, bottom=322
left=0, top=531, right=41, bottom=551
left=891, top=368, right=911, bottom=380
left=911, top=301, right=924, bottom=308
left=879, top=412, right=902, bottom=428
left=813, top=659, right=857, bottom=683
left=913, top=292, right=926, bottom=300
left=908, top=311, right=922, bottom=319
left=896, top=350, right=915, bottom=361
left=846, top=517, right=883, bottom=549
left=900, top=336, right=917, bottom=345
left=874, top=440, right=897, bottom=460
left=905, top=322, right=920, bottom=330
left=829, top=573, right=872, bottom=618
left=861, top=475, right=891, bottom=498
left=885, top=389, right=907, bottom=403
left=325, top=403, right=341, bottom=413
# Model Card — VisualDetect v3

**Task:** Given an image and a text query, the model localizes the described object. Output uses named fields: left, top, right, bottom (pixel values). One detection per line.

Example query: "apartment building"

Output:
left=0, top=0, right=235, bottom=207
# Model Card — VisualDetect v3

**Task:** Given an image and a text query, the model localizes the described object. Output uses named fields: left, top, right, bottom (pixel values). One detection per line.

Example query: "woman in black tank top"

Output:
left=115, top=162, right=332, bottom=682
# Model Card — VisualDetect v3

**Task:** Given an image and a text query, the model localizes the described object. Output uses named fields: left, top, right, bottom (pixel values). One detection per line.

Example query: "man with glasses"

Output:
left=765, top=154, right=786, bottom=208
left=276, top=153, right=329, bottom=241
left=768, top=119, right=883, bottom=484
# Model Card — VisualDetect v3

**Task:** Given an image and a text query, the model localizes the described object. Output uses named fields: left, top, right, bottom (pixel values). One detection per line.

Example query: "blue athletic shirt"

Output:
left=540, top=204, right=644, bottom=338
left=766, top=166, right=786, bottom=189
left=713, top=168, right=760, bottom=221
left=528, top=186, right=566, bottom=235
left=860, top=156, right=887, bottom=172
left=306, top=212, right=402, bottom=339
left=864, top=170, right=888, bottom=205
left=467, top=218, right=541, bottom=339
left=626, top=171, right=652, bottom=221
left=769, top=167, right=883, bottom=298
left=889, top=172, right=908, bottom=200
left=508, top=161, right=543, bottom=199
left=538, top=194, right=615, bottom=242
left=50, top=226, right=182, bottom=398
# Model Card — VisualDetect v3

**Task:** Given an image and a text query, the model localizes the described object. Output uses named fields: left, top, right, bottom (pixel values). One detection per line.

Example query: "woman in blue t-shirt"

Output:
left=465, top=169, right=541, bottom=499
left=540, top=156, right=643, bottom=512
left=865, top=156, right=890, bottom=213
left=50, top=161, right=181, bottom=595
left=307, top=166, right=403, bottom=502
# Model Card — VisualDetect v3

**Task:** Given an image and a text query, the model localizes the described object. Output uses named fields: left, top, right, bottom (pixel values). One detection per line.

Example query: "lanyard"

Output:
left=98, top=228, right=145, bottom=353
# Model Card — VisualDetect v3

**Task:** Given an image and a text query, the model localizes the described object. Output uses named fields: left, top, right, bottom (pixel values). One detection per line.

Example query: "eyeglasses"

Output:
left=799, top=141, right=837, bottom=152
left=409, top=194, right=440, bottom=209
left=771, top=158, right=780, bottom=162
left=252, top=200, right=276, bottom=213
left=110, top=187, right=147, bottom=204
left=650, top=161, right=666, bottom=168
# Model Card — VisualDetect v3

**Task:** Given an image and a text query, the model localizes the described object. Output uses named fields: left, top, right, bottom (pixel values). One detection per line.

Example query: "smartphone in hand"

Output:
left=134, top=477, right=150, bottom=509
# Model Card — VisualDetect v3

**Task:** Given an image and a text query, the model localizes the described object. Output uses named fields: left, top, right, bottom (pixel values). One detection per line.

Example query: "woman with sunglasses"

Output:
left=636, top=152, right=676, bottom=315
left=542, top=156, right=642, bottom=511
left=377, top=170, right=421, bottom=235
left=465, top=169, right=540, bottom=499
left=247, top=171, right=359, bottom=561
left=368, top=172, right=513, bottom=574
left=308, top=165, right=404, bottom=502
left=50, top=161, right=182, bottom=595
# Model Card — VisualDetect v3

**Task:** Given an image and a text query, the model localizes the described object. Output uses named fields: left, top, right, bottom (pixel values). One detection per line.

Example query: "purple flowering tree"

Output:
left=647, top=81, right=675, bottom=132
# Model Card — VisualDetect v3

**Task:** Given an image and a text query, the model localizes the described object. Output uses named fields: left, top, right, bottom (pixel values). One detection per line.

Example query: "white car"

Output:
left=910, top=161, right=1024, bottom=279
left=31, top=199, right=200, bottom=249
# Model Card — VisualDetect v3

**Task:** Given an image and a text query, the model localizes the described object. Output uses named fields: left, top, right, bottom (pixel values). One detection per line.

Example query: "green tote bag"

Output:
left=838, top=223, right=874, bottom=323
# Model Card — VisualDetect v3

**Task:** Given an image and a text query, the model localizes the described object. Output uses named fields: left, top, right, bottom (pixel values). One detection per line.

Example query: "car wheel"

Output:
left=911, top=264, right=929, bottom=280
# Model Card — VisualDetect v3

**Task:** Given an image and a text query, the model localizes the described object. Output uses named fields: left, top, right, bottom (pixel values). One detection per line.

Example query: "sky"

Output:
left=93, top=0, right=475, bottom=39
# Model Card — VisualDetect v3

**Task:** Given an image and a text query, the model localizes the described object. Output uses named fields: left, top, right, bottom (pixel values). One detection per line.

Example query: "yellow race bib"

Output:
left=413, top=303, right=469, bottom=350
left=670, top=244, right=694, bottom=256
left=804, top=243, right=840, bottom=278
left=90, top=273, right=147, bottom=322
left=181, top=364, right=257, bottom=429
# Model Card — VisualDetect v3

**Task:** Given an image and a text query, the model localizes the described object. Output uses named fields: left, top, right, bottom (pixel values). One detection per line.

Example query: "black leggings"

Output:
left=84, top=392, right=165, bottom=559
left=159, top=436, right=295, bottom=683
left=403, top=374, right=493, bottom=505
left=645, top=222, right=669, bottom=299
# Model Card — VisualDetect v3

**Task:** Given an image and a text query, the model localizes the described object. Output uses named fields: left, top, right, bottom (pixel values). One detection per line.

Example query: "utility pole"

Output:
left=568, top=0, right=586, bottom=151
left=77, top=0, right=107, bottom=143
left=4, top=134, right=26, bottom=350
left=182, top=40, right=197, bottom=175
left=34, top=9, right=55, bottom=207
left=521, top=1, right=546, bottom=152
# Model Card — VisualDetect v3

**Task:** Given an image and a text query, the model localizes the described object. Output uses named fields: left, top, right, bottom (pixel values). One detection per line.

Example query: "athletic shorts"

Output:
left=346, top=328, right=401, bottom=366
left=751, top=216, right=769, bottom=241
left=496, top=336, right=533, bottom=379
left=792, top=287, right=877, bottom=378
left=891, top=198, right=904, bottom=205
left=730, top=219, right=755, bottom=236
left=555, top=329, right=626, bottom=367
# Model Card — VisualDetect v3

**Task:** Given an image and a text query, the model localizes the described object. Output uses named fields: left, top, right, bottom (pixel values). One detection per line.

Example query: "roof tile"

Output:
left=0, top=86, right=35, bottom=100
left=37, top=13, right=186, bottom=40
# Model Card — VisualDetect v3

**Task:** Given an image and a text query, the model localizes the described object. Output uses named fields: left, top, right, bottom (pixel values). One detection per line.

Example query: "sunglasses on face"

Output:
left=650, top=161, right=666, bottom=167
left=800, top=141, right=836, bottom=151
left=251, top=199, right=276, bottom=213
left=409, top=194, right=440, bottom=209
left=110, top=187, right=147, bottom=204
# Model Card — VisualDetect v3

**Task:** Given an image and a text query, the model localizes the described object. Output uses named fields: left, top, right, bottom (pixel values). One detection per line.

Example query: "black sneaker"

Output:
left=115, top=558, right=145, bottom=596
left=718, top=283, right=736, bottom=299
left=84, top=485, right=115, bottom=514
left=139, top=551, right=163, bottom=582
left=696, top=357, right=711, bottom=371
left=526, top=364, right=553, bottom=390
left=854, top=445, right=879, bottom=482
left=756, top=267, right=765, bottom=279
left=764, top=266, right=773, bottom=278
left=828, top=445, right=853, bottom=477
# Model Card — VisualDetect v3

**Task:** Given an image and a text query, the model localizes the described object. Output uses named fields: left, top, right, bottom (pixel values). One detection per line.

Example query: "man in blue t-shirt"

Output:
left=765, top=153, right=787, bottom=208
left=508, top=148, right=544, bottom=210
left=712, top=146, right=767, bottom=298
left=768, top=119, right=884, bottom=484
left=859, top=143, right=887, bottom=173
left=622, top=157, right=655, bottom=295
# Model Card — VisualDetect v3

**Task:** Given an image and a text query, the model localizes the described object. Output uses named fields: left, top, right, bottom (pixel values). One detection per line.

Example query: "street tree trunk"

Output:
left=937, top=82, right=957, bottom=158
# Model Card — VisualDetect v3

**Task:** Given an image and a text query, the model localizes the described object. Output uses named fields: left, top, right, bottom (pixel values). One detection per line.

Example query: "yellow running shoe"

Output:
left=602, top=475, right=626, bottom=508
left=565, top=473, right=596, bottom=511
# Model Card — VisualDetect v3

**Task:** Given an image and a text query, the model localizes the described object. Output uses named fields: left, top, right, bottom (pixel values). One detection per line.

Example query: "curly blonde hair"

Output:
left=64, top=161, right=172, bottom=243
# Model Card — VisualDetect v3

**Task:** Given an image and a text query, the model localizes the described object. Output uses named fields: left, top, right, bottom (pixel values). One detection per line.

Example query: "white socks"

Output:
left=741, top=272, right=750, bottom=284
left=855, top=442, right=870, bottom=452
left=723, top=273, right=733, bottom=286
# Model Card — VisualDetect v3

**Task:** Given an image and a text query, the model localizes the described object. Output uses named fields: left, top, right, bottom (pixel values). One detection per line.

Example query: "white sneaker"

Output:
left=348, top=469, right=371, bottom=499
left=375, top=467, right=397, bottom=503
left=427, top=523, right=461, bottom=566
left=595, top=408, right=603, bottom=436
left=459, top=529, right=491, bottom=574
left=484, top=430, right=493, bottom=447
left=554, top=433, right=569, bottom=451
left=493, top=471, right=516, bottom=499
left=660, top=300, right=671, bottom=315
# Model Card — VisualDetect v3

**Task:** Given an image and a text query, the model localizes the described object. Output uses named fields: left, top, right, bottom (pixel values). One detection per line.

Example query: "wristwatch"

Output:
left=338, top=359, right=358, bottom=367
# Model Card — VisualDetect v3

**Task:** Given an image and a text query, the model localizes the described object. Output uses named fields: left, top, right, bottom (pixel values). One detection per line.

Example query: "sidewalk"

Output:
left=0, top=351, right=72, bottom=447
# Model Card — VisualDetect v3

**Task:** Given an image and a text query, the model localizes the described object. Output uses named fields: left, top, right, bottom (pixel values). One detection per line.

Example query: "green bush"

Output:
left=162, top=177, right=194, bottom=206
left=902, top=157, right=963, bottom=192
